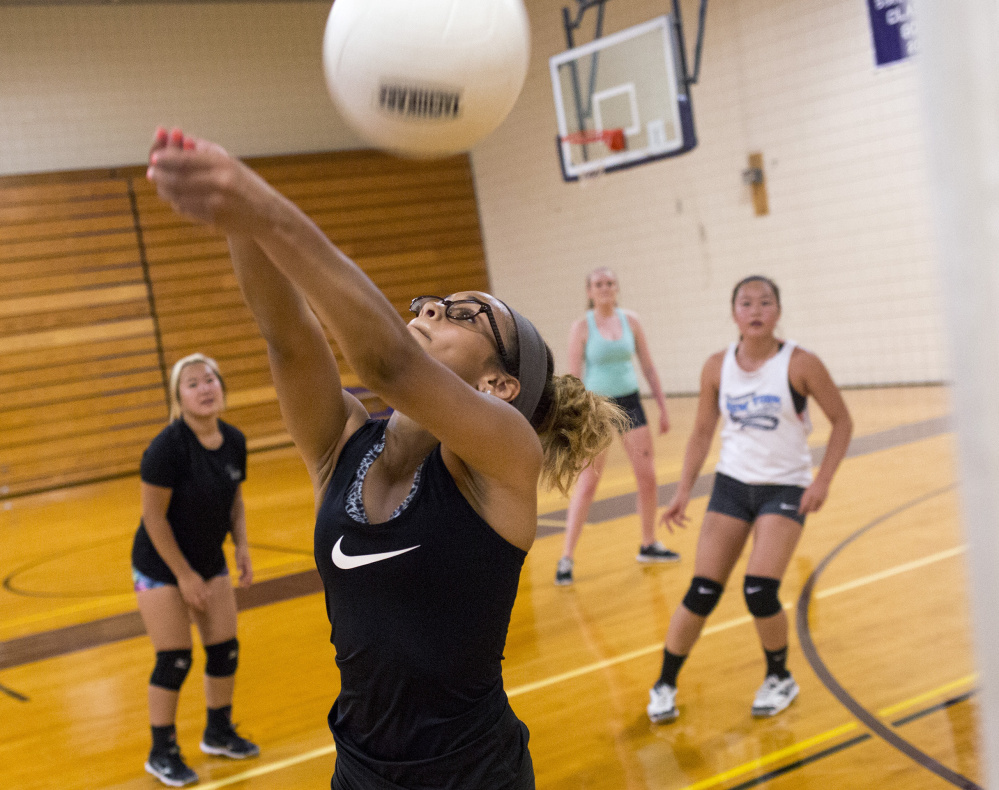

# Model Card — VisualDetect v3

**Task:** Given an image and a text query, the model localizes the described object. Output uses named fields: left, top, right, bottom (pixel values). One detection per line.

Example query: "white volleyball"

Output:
left=322, top=0, right=531, bottom=157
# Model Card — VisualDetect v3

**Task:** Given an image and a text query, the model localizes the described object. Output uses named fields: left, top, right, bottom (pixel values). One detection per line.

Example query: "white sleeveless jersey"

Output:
left=715, top=340, right=813, bottom=487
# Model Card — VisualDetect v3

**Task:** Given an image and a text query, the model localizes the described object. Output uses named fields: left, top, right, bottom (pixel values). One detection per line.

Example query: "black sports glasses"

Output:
left=409, top=296, right=511, bottom=372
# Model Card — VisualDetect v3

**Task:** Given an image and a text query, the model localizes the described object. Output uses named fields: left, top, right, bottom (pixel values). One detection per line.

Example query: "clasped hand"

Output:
left=146, top=126, right=265, bottom=235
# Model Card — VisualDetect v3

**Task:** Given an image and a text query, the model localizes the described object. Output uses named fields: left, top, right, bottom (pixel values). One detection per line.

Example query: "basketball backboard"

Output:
left=550, top=15, right=697, bottom=181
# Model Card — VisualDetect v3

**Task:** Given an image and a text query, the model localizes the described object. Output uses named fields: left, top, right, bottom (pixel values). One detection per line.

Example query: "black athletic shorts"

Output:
left=610, top=391, right=647, bottom=433
left=331, top=726, right=534, bottom=790
left=707, top=471, right=807, bottom=526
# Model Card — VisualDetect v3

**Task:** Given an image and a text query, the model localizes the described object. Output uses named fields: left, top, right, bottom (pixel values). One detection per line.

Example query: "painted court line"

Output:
left=508, top=542, right=967, bottom=698
left=676, top=674, right=978, bottom=790
left=677, top=722, right=863, bottom=790
left=197, top=746, right=337, bottom=790
left=0, top=417, right=952, bottom=656
left=1, top=594, right=137, bottom=632
left=815, top=545, right=967, bottom=600
left=192, top=542, right=968, bottom=788
left=194, top=672, right=978, bottom=790
left=796, top=486, right=981, bottom=790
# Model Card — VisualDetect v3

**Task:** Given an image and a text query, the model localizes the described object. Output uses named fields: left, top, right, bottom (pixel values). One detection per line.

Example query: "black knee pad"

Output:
left=682, top=576, right=724, bottom=617
left=150, top=648, right=192, bottom=691
left=204, top=638, right=239, bottom=678
left=744, top=575, right=783, bottom=618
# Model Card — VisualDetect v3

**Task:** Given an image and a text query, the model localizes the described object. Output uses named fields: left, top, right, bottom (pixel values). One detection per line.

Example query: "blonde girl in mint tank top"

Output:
left=554, top=267, right=680, bottom=586
left=646, top=276, right=853, bottom=724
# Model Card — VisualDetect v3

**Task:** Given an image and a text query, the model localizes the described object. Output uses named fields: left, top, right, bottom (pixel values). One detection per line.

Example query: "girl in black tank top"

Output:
left=147, top=128, right=626, bottom=790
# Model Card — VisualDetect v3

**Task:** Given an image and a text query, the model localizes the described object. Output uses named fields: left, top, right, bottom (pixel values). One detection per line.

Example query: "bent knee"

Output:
left=744, top=575, right=783, bottom=618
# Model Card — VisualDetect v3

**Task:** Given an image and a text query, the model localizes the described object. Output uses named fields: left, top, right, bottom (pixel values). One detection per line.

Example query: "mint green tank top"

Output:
left=583, top=309, right=640, bottom=397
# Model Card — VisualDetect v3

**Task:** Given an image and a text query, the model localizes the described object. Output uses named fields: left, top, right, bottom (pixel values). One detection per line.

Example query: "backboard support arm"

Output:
left=562, top=0, right=610, bottom=161
left=670, top=0, right=708, bottom=86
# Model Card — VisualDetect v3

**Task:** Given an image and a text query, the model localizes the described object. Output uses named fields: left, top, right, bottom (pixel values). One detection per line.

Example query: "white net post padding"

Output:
left=917, top=1, right=999, bottom=785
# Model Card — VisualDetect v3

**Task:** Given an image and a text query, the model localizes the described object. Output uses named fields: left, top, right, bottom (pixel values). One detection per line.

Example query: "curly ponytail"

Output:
left=529, top=362, right=629, bottom=495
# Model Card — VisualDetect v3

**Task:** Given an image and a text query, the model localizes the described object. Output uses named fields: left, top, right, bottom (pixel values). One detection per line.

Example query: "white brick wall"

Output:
left=0, top=0, right=948, bottom=390
left=0, top=2, right=364, bottom=173
left=475, top=0, right=947, bottom=391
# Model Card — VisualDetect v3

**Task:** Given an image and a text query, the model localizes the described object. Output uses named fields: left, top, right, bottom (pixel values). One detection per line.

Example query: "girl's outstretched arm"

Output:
left=148, top=129, right=540, bottom=501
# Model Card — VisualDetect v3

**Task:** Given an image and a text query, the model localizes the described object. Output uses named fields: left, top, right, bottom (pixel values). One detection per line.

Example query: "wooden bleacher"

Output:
left=0, top=150, right=489, bottom=497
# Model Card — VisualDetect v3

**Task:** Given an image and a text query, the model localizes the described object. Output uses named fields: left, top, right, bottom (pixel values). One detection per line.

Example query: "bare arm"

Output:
left=148, top=132, right=539, bottom=503
left=229, top=486, right=252, bottom=588
left=660, top=353, right=723, bottom=531
left=140, top=482, right=208, bottom=610
left=227, top=235, right=366, bottom=492
left=626, top=311, right=670, bottom=434
left=566, top=317, right=587, bottom=380
left=791, top=349, right=853, bottom=514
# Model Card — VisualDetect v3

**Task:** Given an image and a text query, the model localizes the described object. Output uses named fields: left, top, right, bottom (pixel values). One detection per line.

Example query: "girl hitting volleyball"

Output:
left=146, top=127, right=624, bottom=790
left=647, top=276, right=852, bottom=723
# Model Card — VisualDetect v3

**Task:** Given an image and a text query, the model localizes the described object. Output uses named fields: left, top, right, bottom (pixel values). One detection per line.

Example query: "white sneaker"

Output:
left=647, top=683, right=679, bottom=723
left=751, top=674, right=799, bottom=717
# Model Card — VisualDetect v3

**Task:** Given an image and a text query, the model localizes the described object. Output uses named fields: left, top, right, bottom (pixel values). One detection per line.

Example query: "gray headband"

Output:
left=504, top=303, right=548, bottom=422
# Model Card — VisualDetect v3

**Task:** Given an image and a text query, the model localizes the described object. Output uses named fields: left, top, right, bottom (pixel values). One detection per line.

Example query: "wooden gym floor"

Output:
left=0, top=385, right=981, bottom=790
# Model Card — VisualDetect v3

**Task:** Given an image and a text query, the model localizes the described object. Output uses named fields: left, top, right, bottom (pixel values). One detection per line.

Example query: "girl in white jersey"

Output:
left=647, top=276, right=852, bottom=723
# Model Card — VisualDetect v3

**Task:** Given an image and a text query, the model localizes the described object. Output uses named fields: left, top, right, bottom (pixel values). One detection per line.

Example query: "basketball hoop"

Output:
left=559, top=128, right=627, bottom=152
left=558, top=128, right=625, bottom=186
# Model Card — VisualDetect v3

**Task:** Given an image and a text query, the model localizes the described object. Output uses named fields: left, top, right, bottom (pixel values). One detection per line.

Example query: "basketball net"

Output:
left=576, top=161, right=606, bottom=187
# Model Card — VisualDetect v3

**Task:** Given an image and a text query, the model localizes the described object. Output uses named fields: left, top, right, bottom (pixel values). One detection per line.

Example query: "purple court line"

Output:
left=536, top=415, right=951, bottom=537
left=0, top=680, right=29, bottom=701
left=795, top=484, right=981, bottom=790
left=0, top=416, right=952, bottom=672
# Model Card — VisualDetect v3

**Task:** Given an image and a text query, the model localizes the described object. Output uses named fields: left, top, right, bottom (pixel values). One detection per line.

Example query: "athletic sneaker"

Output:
left=637, top=541, right=681, bottom=563
left=554, top=557, right=574, bottom=586
left=200, top=723, right=260, bottom=759
left=145, top=746, right=198, bottom=787
left=751, top=674, right=800, bottom=718
left=647, top=683, right=679, bottom=723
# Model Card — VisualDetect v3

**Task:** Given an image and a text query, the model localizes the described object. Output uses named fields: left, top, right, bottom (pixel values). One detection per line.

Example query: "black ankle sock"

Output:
left=765, top=646, right=790, bottom=680
left=657, top=648, right=687, bottom=688
left=151, top=724, right=176, bottom=753
left=207, top=704, right=233, bottom=733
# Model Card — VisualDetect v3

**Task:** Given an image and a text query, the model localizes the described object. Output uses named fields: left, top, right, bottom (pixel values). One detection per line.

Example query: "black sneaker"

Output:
left=200, top=723, right=260, bottom=759
left=637, top=541, right=681, bottom=563
left=145, top=746, right=198, bottom=787
left=554, top=557, right=574, bottom=586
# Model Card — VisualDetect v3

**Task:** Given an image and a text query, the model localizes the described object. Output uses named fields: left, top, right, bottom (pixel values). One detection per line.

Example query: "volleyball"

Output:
left=322, top=0, right=531, bottom=158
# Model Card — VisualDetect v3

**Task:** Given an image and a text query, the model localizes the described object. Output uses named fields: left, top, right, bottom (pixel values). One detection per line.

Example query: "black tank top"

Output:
left=131, top=419, right=246, bottom=583
left=315, top=419, right=531, bottom=790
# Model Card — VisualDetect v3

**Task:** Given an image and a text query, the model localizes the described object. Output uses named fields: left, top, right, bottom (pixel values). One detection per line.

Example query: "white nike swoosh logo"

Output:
left=779, top=503, right=798, bottom=511
left=331, top=536, right=420, bottom=569
left=746, top=586, right=762, bottom=594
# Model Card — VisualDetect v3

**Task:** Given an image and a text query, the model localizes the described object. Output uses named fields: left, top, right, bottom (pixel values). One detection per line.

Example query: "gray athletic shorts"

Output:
left=707, top=471, right=807, bottom=526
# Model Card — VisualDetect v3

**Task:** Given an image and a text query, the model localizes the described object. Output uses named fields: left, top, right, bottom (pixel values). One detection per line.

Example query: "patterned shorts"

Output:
left=132, top=566, right=228, bottom=592
left=132, top=567, right=170, bottom=592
